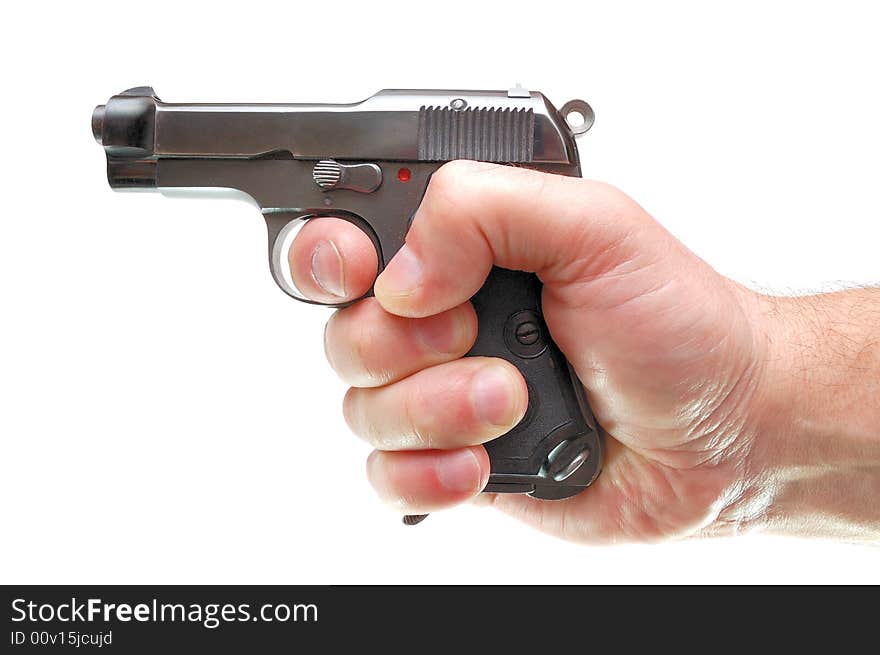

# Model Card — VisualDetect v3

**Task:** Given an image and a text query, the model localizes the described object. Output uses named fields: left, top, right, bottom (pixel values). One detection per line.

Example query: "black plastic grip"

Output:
left=467, top=267, right=602, bottom=499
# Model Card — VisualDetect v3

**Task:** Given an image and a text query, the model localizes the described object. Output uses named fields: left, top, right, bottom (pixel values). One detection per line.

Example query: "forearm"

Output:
left=745, top=288, right=880, bottom=540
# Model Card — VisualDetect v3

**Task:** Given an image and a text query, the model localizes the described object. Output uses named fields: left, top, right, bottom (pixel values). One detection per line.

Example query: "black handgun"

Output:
left=92, top=85, right=603, bottom=506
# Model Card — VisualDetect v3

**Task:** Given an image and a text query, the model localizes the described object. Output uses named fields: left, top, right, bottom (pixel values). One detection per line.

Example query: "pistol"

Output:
left=91, top=85, right=603, bottom=507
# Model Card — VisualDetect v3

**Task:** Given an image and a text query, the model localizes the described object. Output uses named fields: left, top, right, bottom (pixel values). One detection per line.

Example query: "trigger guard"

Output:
left=269, top=216, right=311, bottom=300
left=263, top=210, right=383, bottom=307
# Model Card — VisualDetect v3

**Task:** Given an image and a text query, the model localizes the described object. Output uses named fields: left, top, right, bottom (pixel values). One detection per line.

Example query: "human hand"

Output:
left=287, top=161, right=879, bottom=543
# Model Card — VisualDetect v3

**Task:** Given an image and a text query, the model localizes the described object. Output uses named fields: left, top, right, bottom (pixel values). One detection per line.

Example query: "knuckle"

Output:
left=323, top=311, right=346, bottom=373
left=327, top=302, right=395, bottom=387
left=385, top=489, right=421, bottom=512
left=366, top=455, right=407, bottom=507
left=366, top=453, right=431, bottom=512
left=434, top=159, right=471, bottom=182
left=341, top=387, right=362, bottom=435
left=429, top=160, right=500, bottom=199
left=589, top=180, right=642, bottom=219
left=402, top=385, right=436, bottom=449
left=427, top=161, right=475, bottom=203
left=407, top=369, right=484, bottom=447
left=349, top=320, right=393, bottom=387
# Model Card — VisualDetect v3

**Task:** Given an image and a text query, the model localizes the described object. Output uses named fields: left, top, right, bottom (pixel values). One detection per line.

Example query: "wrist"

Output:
left=738, top=290, right=880, bottom=540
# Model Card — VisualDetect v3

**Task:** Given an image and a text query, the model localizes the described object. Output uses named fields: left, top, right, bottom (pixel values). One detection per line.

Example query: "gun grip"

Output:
left=468, top=267, right=602, bottom=499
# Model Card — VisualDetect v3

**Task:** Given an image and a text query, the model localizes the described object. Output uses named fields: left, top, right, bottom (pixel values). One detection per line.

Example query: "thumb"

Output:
left=373, top=160, right=661, bottom=318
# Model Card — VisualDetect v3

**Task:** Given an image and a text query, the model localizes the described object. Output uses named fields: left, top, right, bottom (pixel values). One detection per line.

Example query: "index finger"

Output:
left=288, top=217, right=378, bottom=304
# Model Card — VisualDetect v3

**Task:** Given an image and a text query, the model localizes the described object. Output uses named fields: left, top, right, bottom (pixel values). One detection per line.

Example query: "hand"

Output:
left=288, top=161, right=880, bottom=543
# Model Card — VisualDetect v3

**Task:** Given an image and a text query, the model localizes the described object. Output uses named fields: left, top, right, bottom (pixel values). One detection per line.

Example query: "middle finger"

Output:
left=325, top=297, right=477, bottom=388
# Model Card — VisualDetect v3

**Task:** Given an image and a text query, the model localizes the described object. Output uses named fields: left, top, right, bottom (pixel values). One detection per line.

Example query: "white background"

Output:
left=1, top=1, right=878, bottom=584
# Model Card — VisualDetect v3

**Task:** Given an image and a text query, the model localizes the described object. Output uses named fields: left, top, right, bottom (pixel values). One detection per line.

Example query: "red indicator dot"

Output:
left=397, top=167, right=411, bottom=182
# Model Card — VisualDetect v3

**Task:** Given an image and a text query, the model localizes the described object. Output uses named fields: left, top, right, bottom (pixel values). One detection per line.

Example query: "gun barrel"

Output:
left=91, top=105, right=105, bottom=144
left=96, top=88, right=580, bottom=156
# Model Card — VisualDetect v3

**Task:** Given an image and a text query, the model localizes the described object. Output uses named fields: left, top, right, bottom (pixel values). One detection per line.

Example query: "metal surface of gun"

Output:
left=92, top=86, right=603, bottom=503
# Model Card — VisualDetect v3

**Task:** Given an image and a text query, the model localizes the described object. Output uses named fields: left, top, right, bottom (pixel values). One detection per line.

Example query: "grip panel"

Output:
left=467, top=267, right=602, bottom=499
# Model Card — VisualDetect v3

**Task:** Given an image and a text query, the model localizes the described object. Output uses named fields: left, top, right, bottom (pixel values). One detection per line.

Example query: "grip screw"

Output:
left=515, top=321, right=540, bottom=346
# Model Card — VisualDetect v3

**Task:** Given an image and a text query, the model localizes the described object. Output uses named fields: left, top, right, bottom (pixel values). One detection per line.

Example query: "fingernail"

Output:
left=378, top=244, right=423, bottom=297
left=413, top=310, right=466, bottom=355
left=435, top=449, right=482, bottom=494
left=311, top=240, right=345, bottom=298
left=471, top=365, right=525, bottom=428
